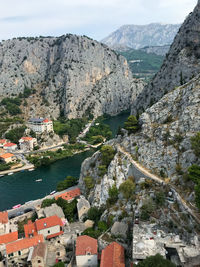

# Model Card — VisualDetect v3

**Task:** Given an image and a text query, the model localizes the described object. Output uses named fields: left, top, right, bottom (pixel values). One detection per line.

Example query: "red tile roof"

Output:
left=24, top=220, right=37, bottom=238
left=43, top=119, right=49, bottom=123
left=6, top=235, right=44, bottom=254
left=0, top=211, right=8, bottom=224
left=100, top=242, right=125, bottom=267
left=0, top=153, right=14, bottom=159
left=4, top=143, right=17, bottom=147
left=0, top=232, right=18, bottom=245
left=21, top=137, right=33, bottom=141
left=0, top=139, right=6, bottom=144
left=46, top=230, right=64, bottom=239
left=76, top=235, right=97, bottom=256
left=35, top=215, right=63, bottom=231
left=55, top=188, right=81, bottom=201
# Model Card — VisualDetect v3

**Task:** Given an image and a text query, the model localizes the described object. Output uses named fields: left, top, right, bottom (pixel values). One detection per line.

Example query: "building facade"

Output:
left=28, top=118, right=53, bottom=133
left=3, top=143, right=17, bottom=152
left=19, top=137, right=37, bottom=151
left=0, top=153, right=16, bottom=164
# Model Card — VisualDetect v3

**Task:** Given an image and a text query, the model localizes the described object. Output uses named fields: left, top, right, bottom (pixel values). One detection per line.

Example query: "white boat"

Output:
left=8, top=172, right=14, bottom=175
left=35, top=179, right=42, bottom=182
left=50, top=190, right=56, bottom=195
left=28, top=168, right=34, bottom=171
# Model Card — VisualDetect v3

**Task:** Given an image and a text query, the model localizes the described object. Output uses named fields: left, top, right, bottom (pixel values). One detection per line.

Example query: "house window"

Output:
left=38, top=260, right=41, bottom=263
left=87, top=252, right=91, bottom=255
left=57, top=240, right=60, bottom=243
left=48, top=230, right=50, bottom=234
left=9, top=253, right=14, bottom=257
left=18, top=251, right=21, bottom=256
left=57, top=252, right=60, bottom=256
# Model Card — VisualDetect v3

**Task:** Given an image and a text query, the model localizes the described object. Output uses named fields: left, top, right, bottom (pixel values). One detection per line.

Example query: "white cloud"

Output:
left=0, top=0, right=197, bottom=41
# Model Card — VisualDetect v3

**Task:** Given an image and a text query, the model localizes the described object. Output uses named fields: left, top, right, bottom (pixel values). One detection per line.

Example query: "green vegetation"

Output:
left=155, top=191, right=165, bottom=206
left=1, top=97, right=22, bottom=115
left=82, top=207, right=107, bottom=238
left=5, top=126, right=26, bottom=143
left=107, top=185, right=119, bottom=205
left=27, top=144, right=85, bottom=167
left=191, top=132, right=200, bottom=157
left=100, top=145, right=116, bottom=167
left=137, top=253, right=176, bottom=267
left=119, top=49, right=164, bottom=80
left=187, top=164, right=200, bottom=210
left=54, top=262, right=65, bottom=267
left=84, top=176, right=94, bottom=191
left=0, top=162, right=11, bottom=171
left=82, top=119, right=112, bottom=145
left=56, top=176, right=78, bottom=191
left=140, top=199, right=155, bottom=221
left=54, top=117, right=88, bottom=143
left=124, top=115, right=139, bottom=134
left=119, top=178, right=135, bottom=199
left=41, top=197, right=78, bottom=222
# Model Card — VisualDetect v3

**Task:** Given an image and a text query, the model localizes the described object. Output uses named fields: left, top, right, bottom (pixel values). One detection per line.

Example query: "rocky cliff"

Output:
left=101, top=23, right=180, bottom=50
left=132, top=1, right=200, bottom=114
left=79, top=73, right=200, bottom=206
left=0, top=34, right=144, bottom=119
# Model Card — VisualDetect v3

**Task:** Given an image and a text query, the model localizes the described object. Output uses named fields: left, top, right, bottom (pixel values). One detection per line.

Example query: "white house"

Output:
left=76, top=235, right=98, bottom=267
left=28, top=118, right=53, bottom=133
left=3, top=143, right=17, bottom=152
left=19, top=137, right=37, bottom=151
left=0, top=153, right=16, bottom=164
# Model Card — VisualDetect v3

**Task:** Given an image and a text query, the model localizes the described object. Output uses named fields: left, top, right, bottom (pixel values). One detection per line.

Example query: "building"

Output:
left=0, top=140, right=6, bottom=148
left=3, top=143, right=17, bottom=152
left=55, top=187, right=81, bottom=202
left=0, top=212, right=9, bottom=235
left=111, top=222, right=128, bottom=240
left=19, top=137, right=37, bottom=151
left=24, top=215, right=64, bottom=239
left=6, top=234, right=44, bottom=266
left=30, top=242, right=47, bottom=267
left=0, top=232, right=18, bottom=252
left=77, top=197, right=90, bottom=222
left=0, top=153, right=16, bottom=164
left=76, top=235, right=98, bottom=267
left=37, top=203, right=65, bottom=220
left=28, top=118, right=53, bottom=133
left=100, top=242, right=125, bottom=267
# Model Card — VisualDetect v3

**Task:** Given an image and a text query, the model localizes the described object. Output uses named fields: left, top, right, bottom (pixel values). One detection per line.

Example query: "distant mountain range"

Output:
left=101, top=23, right=181, bottom=50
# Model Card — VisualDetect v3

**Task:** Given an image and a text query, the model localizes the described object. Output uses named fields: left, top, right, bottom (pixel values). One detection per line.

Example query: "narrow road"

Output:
left=117, top=145, right=200, bottom=224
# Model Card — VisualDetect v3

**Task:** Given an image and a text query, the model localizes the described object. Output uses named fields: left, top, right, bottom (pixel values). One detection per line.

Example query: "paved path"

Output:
left=117, top=145, right=200, bottom=224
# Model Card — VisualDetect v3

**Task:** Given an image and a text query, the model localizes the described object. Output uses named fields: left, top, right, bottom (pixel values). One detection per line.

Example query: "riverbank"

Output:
left=0, top=163, right=34, bottom=175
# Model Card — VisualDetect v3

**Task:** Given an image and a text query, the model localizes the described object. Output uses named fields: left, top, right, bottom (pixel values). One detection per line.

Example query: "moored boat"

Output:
left=8, top=172, right=14, bottom=175
left=12, top=204, right=21, bottom=209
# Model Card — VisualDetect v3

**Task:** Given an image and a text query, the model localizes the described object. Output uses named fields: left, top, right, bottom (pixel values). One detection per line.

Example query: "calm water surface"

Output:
left=0, top=112, right=129, bottom=211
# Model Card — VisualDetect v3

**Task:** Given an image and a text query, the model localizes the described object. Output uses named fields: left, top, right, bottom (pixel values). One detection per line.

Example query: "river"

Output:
left=0, top=112, right=129, bottom=211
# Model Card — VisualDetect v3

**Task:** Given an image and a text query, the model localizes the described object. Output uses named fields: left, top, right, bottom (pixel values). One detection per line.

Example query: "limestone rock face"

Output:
left=0, top=34, right=144, bottom=119
left=131, top=1, right=200, bottom=114
left=124, top=75, right=200, bottom=179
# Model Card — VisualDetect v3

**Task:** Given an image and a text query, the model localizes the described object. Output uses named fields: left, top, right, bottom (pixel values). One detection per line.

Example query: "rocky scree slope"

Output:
left=0, top=34, right=144, bottom=119
left=101, top=23, right=180, bottom=50
left=132, top=1, right=200, bottom=114
left=79, top=74, right=200, bottom=206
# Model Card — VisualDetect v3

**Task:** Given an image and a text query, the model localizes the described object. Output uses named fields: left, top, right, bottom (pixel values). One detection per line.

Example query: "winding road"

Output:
left=117, top=144, right=200, bottom=224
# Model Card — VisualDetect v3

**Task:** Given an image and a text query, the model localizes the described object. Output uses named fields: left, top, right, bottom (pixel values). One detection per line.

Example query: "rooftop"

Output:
left=76, top=235, right=97, bottom=256
left=0, top=153, right=14, bottom=159
left=20, top=137, right=33, bottom=141
left=29, top=118, right=51, bottom=123
left=0, top=211, right=8, bottom=224
left=31, top=242, right=47, bottom=259
left=0, top=231, right=18, bottom=245
left=6, top=234, right=44, bottom=254
left=35, top=215, right=63, bottom=231
left=0, top=139, right=6, bottom=144
left=4, top=143, right=17, bottom=147
left=55, top=187, right=81, bottom=201
left=24, top=220, right=37, bottom=238
left=100, top=242, right=125, bottom=267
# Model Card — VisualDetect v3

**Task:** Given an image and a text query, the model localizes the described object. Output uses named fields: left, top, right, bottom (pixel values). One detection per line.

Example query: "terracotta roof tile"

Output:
left=35, top=215, right=63, bottom=231
left=4, top=143, right=17, bottom=147
left=0, top=139, right=6, bottom=144
left=100, top=242, right=125, bottom=267
left=0, top=211, right=8, bottom=224
left=43, top=119, right=49, bottom=123
left=0, top=153, right=14, bottom=159
left=31, top=242, right=47, bottom=259
left=46, top=230, right=64, bottom=239
left=24, top=220, right=37, bottom=238
left=55, top=188, right=81, bottom=201
left=21, top=137, right=33, bottom=141
left=0, top=232, right=18, bottom=245
left=76, top=235, right=97, bottom=256
left=6, top=235, right=44, bottom=254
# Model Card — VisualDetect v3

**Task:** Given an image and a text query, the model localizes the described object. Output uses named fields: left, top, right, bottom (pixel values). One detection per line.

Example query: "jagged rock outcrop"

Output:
left=0, top=34, right=144, bottom=119
left=124, top=74, right=200, bottom=180
left=101, top=23, right=180, bottom=50
left=132, top=1, right=200, bottom=114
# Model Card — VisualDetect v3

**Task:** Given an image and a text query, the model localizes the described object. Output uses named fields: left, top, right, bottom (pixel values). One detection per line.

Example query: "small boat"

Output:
left=0, top=175, right=4, bottom=177
left=28, top=168, right=34, bottom=171
left=50, top=190, right=56, bottom=195
left=8, top=172, right=14, bottom=176
left=35, top=179, right=42, bottom=182
left=12, top=204, right=21, bottom=209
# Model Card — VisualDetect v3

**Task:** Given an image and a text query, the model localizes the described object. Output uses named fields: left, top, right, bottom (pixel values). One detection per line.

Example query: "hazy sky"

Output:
left=0, top=0, right=197, bottom=41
